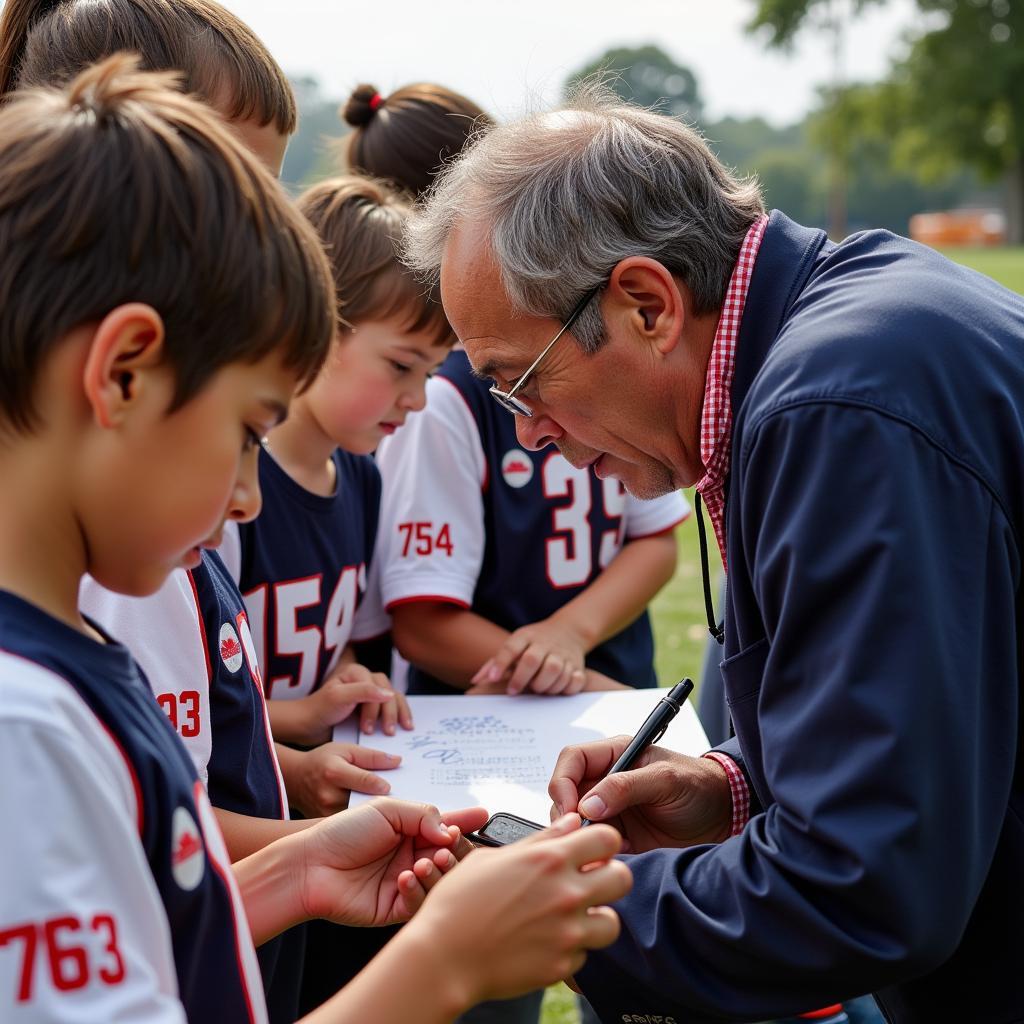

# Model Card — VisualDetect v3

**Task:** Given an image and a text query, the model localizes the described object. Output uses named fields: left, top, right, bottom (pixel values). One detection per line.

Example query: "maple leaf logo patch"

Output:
left=170, top=806, right=205, bottom=890
left=218, top=622, right=243, bottom=673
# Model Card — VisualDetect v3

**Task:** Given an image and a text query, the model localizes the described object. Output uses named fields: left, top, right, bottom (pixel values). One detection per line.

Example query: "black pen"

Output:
left=581, top=678, right=694, bottom=826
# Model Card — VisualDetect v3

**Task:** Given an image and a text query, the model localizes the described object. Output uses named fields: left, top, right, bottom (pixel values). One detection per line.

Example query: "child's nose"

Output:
left=228, top=458, right=263, bottom=524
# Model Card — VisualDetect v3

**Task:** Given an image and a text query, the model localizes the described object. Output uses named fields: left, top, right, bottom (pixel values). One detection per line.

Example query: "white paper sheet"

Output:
left=341, top=691, right=709, bottom=823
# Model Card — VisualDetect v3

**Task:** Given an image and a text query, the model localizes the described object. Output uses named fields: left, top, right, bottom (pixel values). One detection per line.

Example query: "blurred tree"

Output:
left=748, top=0, right=883, bottom=47
left=751, top=0, right=863, bottom=238
left=563, top=44, right=702, bottom=121
left=749, top=0, right=1024, bottom=242
left=556, top=38, right=985, bottom=238
left=281, top=75, right=348, bottom=192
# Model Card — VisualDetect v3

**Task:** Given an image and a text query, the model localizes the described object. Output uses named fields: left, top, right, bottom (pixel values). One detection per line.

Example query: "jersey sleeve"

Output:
left=0, top=665, right=185, bottom=1021
left=78, top=573, right=212, bottom=787
left=622, top=487, right=690, bottom=539
left=374, top=376, right=486, bottom=610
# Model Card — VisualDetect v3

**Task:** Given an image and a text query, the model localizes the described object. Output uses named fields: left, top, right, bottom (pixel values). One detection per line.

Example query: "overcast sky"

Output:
left=222, top=0, right=918, bottom=126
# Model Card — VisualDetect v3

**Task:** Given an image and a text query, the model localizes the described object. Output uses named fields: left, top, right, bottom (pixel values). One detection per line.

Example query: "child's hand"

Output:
left=471, top=618, right=587, bottom=696
left=298, top=800, right=488, bottom=926
left=283, top=742, right=400, bottom=818
left=301, top=666, right=409, bottom=745
left=400, top=814, right=631, bottom=1004
left=337, top=663, right=414, bottom=737
left=466, top=668, right=628, bottom=695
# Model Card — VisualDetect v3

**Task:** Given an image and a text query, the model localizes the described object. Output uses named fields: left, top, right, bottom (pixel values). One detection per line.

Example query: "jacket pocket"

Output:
left=721, top=637, right=770, bottom=806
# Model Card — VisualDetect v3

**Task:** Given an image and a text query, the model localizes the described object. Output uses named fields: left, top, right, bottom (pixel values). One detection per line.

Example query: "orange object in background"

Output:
left=909, top=208, right=1006, bottom=247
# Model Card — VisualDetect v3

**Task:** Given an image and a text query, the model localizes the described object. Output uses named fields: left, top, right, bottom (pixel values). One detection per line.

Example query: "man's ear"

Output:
left=605, top=257, right=685, bottom=356
left=82, top=304, right=166, bottom=428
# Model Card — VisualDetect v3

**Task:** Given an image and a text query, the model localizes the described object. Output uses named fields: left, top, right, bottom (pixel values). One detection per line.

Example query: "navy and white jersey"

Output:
left=191, top=551, right=287, bottom=821
left=221, top=446, right=388, bottom=700
left=81, top=555, right=288, bottom=819
left=376, top=349, right=689, bottom=694
left=80, top=568, right=212, bottom=783
left=0, top=590, right=265, bottom=1022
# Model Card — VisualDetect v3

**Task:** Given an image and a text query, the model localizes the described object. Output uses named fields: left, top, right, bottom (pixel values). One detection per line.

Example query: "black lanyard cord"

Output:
left=694, top=491, right=725, bottom=645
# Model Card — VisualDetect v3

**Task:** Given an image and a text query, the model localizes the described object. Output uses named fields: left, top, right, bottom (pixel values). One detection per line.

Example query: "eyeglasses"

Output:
left=488, top=285, right=601, bottom=417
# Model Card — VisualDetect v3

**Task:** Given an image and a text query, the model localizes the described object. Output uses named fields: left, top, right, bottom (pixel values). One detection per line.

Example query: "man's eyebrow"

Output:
left=472, top=360, right=510, bottom=381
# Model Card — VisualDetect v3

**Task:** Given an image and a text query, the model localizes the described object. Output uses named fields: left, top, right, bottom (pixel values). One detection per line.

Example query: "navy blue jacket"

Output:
left=576, top=212, right=1024, bottom=1023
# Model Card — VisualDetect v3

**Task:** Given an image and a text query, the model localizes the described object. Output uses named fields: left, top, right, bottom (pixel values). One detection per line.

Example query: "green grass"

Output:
left=940, top=245, right=1024, bottom=294
left=540, top=245, right=1020, bottom=1022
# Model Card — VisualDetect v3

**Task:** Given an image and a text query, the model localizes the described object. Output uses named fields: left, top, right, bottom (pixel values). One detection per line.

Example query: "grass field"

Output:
left=537, top=245, right=1023, bottom=1023
left=941, top=245, right=1024, bottom=294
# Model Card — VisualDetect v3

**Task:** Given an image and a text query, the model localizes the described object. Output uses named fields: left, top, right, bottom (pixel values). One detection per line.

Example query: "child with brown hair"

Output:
left=221, top=174, right=453, bottom=809
left=0, top=4, right=432, bottom=1019
left=342, top=82, right=494, bottom=197
left=216, top=172, right=457, bottom=1011
left=0, top=0, right=410, bottom=837
left=0, top=55, right=630, bottom=1024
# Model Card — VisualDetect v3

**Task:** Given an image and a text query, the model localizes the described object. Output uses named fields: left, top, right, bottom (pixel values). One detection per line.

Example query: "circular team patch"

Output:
left=219, top=622, right=243, bottom=674
left=170, top=806, right=205, bottom=891
left=501, top=449, right=534, bottom=488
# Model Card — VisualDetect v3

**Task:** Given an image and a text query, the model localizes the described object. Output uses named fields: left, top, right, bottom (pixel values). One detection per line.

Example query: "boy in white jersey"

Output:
left=0, top=57, right=631, bottom=1023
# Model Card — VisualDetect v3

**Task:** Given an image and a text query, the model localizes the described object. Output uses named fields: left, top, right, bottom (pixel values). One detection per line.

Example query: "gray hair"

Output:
left=403, top=81, right=765, bottom=352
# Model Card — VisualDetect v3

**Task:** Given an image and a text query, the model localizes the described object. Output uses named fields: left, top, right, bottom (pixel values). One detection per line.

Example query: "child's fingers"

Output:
left=579, top=904, right=623, bottom=951
left=505, top=644, right=544, bottom=695
left=347, top=745, right=401, bottom=771
left=370, top=799, right=474, bottom=848
left=470, top=658, right=495, bottom=686
left=430, top=848, right=457, bottom=873
left=525, top=652, right=567, bottom=694
left=360, top=699, right=384, bottom=735
left=329, top=760, right=391, bottom=796
left=520, top=814, right=624, bottom=869
left=575, top=857, right=633, bottom=909
left=396, top=869, right=428, bottom=916
left=395, top=692, right=414, bottom=730
left=476, top=634, right=529, bottom=687
left=379, top=692, right=399, bottom=736
left=437, top=806, right=489, bottom=838
left=563, top=668, right=587, bottom=696
left=323, top=679, right=394, bottom=707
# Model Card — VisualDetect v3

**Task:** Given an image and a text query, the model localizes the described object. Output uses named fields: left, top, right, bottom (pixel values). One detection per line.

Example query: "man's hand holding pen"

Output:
left=548, top=743, right=734, bottom=852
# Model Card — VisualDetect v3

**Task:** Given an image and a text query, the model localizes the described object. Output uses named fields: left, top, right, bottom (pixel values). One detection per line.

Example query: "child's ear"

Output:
left=82, top=304, right=166, bottom=428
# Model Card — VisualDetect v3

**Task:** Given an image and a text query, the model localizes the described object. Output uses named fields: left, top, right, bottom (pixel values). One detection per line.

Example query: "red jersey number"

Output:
left=1, top=913, right=125, bottom=1003
left=398, top=522, right=453, bottom=558
left=155, top=690, right=202, bottom=738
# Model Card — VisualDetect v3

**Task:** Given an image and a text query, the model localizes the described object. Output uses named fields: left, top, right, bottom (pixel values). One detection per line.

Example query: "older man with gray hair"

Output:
left=405, top=86, right=1024, bottom=1024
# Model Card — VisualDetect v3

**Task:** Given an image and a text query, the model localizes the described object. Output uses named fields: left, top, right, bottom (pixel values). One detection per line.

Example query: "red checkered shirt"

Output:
left=694, top=214, right=768, bottom=572
left=697, top=214, right=768, bottom=837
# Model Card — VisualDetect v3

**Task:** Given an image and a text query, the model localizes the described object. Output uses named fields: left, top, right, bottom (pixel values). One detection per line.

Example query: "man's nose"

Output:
left=515, top=412, right=561, bottom=452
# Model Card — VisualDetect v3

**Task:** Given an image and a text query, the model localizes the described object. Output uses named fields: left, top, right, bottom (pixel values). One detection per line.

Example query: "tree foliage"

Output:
left=562, top=44, right=702, bottom=121
left=748, top=0, right=1024, bottom=237
left=747, top=0, right=884, bottom=47
left=558, top=43, right=986, bottom=237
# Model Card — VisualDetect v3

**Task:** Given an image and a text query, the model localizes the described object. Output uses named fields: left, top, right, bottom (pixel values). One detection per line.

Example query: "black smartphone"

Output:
left=469, top=811, right=545, bottom=847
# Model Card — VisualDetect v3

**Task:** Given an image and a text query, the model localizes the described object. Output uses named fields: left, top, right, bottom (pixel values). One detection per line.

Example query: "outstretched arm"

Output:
left=298, top=814, right=632, bottom=1023
left=213, top=806, right=319, bottom=861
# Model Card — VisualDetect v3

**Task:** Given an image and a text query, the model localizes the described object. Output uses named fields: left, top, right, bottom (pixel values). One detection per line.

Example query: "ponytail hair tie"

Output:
left=369, top=92, right=383, bottom=111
